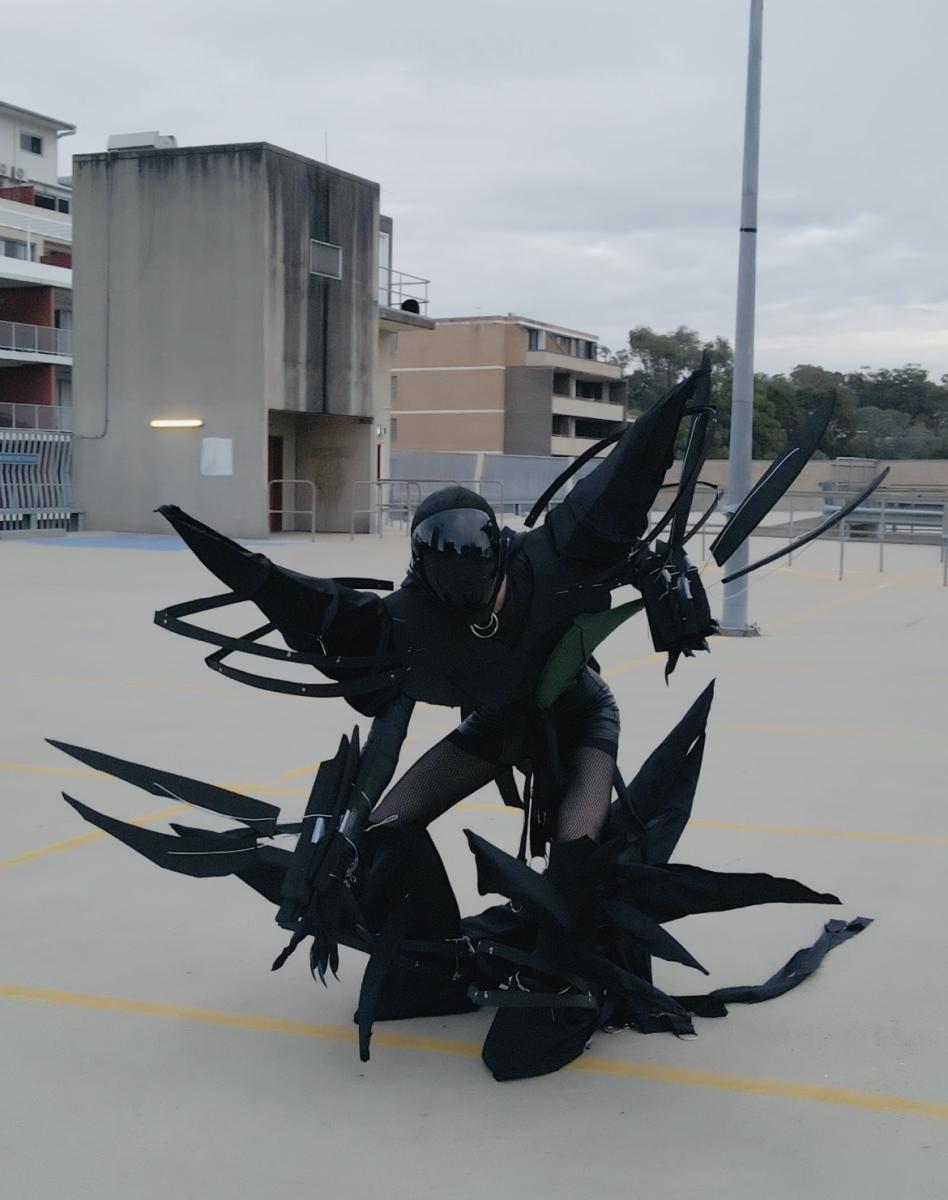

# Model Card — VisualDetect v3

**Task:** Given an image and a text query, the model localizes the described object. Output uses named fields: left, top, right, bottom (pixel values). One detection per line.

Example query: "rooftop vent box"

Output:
left=107, top=132, right=178, bottom=151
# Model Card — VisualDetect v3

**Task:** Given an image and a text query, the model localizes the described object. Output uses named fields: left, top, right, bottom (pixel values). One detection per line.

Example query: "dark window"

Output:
left=552, top=415, right=570, bottom=435
left=576, top=379, right=603, bottom=400
left=20, top=132, right=43, bottom=155
left=582, top=340, right=597, bottom=359
left=57, top=198, right=70, bottom=214
left=552, top=372, right=571, bottom=396
left=390, top=417, right=398, bottom=444
left=527, top=327, right=543, bottom=350
left=575, top=417, right=623, bottom=440
left=1, top=238, right=29, bottom=261
left=34, top=193, right=56, bottom=210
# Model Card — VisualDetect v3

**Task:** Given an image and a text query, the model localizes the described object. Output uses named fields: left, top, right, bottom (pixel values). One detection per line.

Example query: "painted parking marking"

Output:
left=2, top=982, right=946, bottom=1120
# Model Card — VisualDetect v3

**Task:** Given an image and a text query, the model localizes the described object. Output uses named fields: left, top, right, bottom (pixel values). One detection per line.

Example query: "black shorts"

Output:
left=447, top=668, right=620, bottom=766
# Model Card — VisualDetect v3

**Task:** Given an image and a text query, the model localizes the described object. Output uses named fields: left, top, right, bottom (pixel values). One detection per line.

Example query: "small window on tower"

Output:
left=20, top=132, right=43, bottom=155
left=310, top=239, right=343, bottom=280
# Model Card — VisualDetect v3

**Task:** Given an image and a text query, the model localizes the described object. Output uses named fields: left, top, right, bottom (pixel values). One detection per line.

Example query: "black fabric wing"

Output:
left=545, top=370, right=699, bottom=563
left=62, top=793, right=259, bottom=877
left=711, top=394, right=835, bottom=567
left=47, top=740, right=279, bottom=835
left=612, top=681, right=714, bottom=863
left=614, top=860, right=839, bottom=924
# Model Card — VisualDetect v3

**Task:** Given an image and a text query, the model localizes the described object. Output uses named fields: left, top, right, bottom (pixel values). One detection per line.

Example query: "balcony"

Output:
left=0, top=402, right=73, bottom=431
left=0, top=320, right=72, bottom=363
left=0, top=201, right=72, bottom=287
left=378, top=266, right=434, bottom=332
left=551, top=396, right=626, bottom=422
left=526, top=350, right=622, bottom=379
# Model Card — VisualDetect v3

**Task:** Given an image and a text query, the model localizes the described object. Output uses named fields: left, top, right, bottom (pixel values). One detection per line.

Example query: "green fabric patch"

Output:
left=535, top=598, right=645, bottom=709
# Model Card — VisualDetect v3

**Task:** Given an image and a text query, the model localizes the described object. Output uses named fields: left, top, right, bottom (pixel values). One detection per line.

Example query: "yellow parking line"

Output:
left=0, top=804, right=187, bottom=871
left=3, top=982, right=946, bottom=1120
left=767, top=583, right=889, bottom=629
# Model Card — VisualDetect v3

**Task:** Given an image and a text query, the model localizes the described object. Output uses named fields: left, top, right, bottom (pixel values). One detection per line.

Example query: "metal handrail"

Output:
left=378, top=266, right=430, bottom=312
left=268, top=478, right=316, bottom=541
left=0, top=320, right=71, bottom=357
left=0, top=402, right=73, bottom=431
left=351, top=478, right=505, bottom=539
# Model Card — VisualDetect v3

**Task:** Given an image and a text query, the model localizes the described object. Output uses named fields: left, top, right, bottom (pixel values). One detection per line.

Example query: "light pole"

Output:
left=720, top=0, right=764, bottom=634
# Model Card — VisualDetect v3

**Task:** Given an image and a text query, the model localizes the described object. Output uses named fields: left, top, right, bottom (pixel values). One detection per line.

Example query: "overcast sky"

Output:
left=7, top=0, right=946, bottom=378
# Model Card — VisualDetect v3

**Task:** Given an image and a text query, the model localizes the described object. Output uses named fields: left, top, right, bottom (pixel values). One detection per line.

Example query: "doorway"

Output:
left=268, top=435, right=283, bottom=532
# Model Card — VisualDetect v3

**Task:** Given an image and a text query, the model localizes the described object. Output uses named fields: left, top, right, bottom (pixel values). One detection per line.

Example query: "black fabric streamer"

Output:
left=678, top=917, right=873, bottom=1017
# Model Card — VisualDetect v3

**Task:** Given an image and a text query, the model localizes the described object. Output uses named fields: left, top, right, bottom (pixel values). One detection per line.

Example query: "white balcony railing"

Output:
left=379, top=266, right=430, bottom=313
left=0, top=201, right=72, bottom=247
left=0, top=320, right=72, bottom=357
left=0, top=402, right=73, bottom=432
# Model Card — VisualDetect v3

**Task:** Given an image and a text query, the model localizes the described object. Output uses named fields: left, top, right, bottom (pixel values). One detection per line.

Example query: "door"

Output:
left=268, top=435, right=283, bottom=532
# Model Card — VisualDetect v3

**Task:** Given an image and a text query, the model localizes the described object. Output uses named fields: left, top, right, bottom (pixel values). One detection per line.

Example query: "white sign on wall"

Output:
left=200, top=438, right=234, bottom=476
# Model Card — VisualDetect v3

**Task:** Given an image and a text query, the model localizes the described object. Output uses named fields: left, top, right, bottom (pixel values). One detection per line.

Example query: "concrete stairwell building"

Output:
left=73, top=138, right=431, bottom=536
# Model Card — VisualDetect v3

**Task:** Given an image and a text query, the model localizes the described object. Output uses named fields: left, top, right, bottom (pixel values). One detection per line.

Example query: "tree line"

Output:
left=600, top=326, right=948, bottom=459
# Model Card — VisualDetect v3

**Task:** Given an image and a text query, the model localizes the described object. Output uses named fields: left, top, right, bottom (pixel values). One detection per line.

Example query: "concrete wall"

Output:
left=294, top=413, right=374, bottom=532
left=72, top=142, right=388, bottom=537
left=73, top=145, right=270, bottom=535
left=262, top=151, right=378, bottom=417
left=504, top=366, right=554, bottom=455
left=0, top=114, right=63, bottom=188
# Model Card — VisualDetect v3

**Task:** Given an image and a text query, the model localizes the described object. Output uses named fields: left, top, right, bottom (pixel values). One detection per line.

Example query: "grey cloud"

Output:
left=5, top=0, right=946, bottom=376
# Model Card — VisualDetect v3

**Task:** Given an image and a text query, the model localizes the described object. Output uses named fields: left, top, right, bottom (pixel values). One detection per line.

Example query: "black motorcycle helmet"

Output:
left=409, top=487, right=506, bottom=627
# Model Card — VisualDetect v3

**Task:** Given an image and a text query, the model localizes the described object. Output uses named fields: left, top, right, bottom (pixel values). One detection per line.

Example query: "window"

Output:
left=576, top=379, right=603, bottom=401
left=390, top=374, right=398, bottom=402
left=552, top=372, right=571, bottom=396
left=310, top=239, right=342, bottom=279
left=57, top=198, right=70, bottom=214
left=20, top=132, right=43, bottom=155
left=552, top=414, right=570, bottom=435
left=582, top=340, right=597, bottom=360
left=527, top=327, right=546, bottom=351
left=390, top=417, right=398, bottom=444
left=34, top=194, right=56, bottom=211
left=1, top=238, right=29, bottom=261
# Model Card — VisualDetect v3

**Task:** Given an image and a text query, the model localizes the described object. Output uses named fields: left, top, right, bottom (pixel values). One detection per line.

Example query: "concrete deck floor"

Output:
left=2, top=528, right=947, bottom=1199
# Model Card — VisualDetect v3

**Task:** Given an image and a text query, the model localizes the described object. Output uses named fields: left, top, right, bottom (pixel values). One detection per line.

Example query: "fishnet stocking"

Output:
left=556, top=746, right=615, bottom=842
left=368, top=737, right=498, bottom=829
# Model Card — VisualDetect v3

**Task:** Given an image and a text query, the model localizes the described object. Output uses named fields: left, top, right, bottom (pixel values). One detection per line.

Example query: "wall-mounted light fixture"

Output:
left=149, top=418, right=204, bottom=429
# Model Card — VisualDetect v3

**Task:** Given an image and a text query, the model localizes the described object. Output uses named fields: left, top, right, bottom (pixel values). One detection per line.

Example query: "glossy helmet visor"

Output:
left=410, top=506, right=503, bottom=618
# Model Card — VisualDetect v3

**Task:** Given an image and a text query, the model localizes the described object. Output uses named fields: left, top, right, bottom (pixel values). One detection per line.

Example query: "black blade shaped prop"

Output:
left=47, top=740, right=280, bottom=835
left=62, top=794, right=259, bottom=877
left=721, top=468, right=890, bottom=584
left=611, top=681, right=714, bottom=863
left=711, top=394, right=835, bottom=567
left=614, top=860, right=839, bottom=924
left=464, top=830, right=572, bottom=931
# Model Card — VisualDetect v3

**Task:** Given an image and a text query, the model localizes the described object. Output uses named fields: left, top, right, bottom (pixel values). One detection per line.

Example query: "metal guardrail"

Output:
left=0, top=428, right=74, bottom=536
left=378, top=266, right=430, bottom=312
left=0, top=320, right=71, bottom=357
left=350, top=478, right=505, bottom=539
left=268, top=478, right=316, bottom=541
left=0, top=201, right=72, bottom=252
left=0, top=403, right=73, bottom=431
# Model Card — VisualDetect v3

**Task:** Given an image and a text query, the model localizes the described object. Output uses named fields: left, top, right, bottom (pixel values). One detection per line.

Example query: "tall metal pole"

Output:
left=720, top=0, right=764, bottom=634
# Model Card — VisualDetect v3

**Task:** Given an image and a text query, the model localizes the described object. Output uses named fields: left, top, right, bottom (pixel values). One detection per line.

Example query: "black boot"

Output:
left=481, top=838, right=602, bottom=1082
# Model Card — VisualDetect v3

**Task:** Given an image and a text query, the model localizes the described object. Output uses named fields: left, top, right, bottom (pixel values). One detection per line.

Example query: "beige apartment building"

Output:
left=390, top=315, right=626, bottom=457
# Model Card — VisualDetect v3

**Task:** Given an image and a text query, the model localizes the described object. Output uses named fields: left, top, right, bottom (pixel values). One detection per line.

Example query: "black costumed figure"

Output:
left=52, top=358, right=886, bottom=1080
